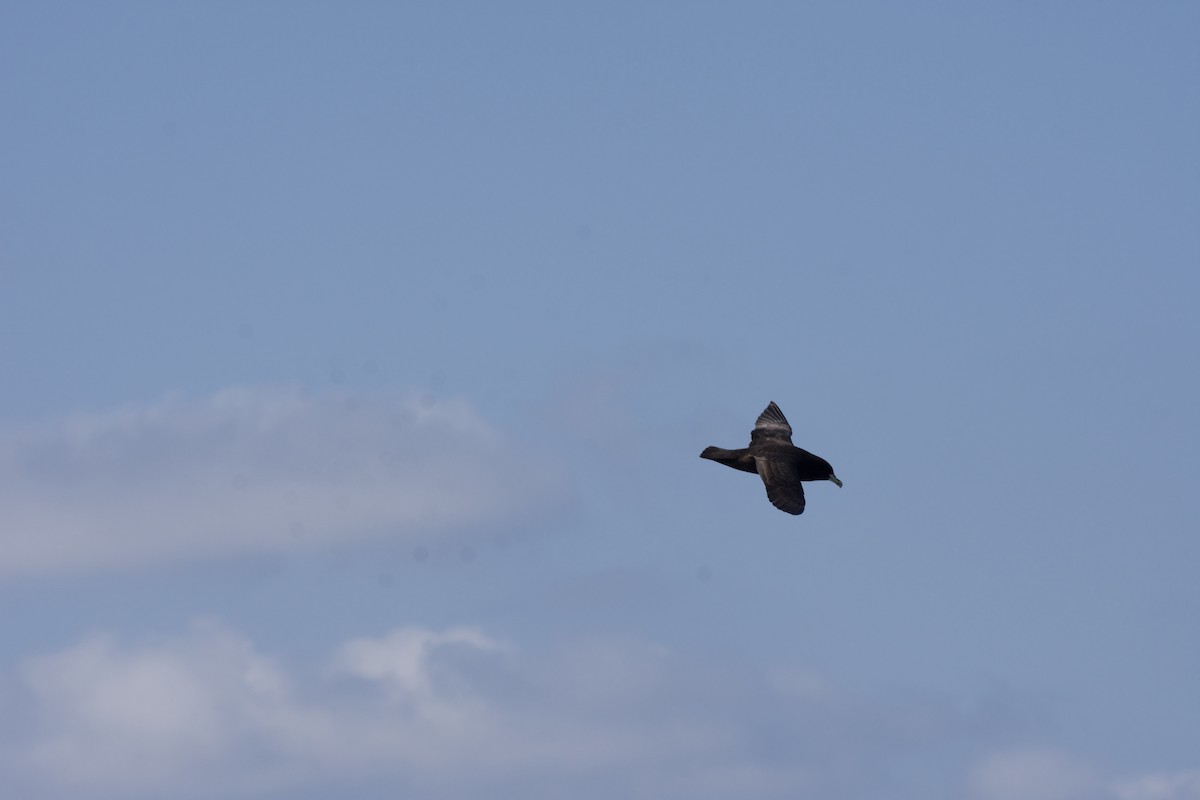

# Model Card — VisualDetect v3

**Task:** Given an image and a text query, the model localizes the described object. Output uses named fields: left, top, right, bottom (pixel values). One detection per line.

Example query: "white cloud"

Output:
left=335, top=625, right=503, bottom=699
left=0, top=387, right=567, bottom=578
left=11, top=621, right=292, bottom=796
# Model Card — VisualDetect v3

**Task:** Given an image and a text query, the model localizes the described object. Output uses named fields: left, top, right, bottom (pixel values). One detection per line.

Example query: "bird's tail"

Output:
left=700, top=446, right=757, bottom=474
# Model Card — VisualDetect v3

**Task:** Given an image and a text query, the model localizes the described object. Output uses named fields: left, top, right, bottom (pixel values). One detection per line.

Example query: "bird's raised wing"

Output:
left=750, top=401, right=794, bottom=445
left=755, top=455, right=806, bottom=515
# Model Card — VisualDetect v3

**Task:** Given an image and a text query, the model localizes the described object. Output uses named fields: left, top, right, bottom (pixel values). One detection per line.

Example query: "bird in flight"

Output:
left=700, top=401, right=842, bottom=515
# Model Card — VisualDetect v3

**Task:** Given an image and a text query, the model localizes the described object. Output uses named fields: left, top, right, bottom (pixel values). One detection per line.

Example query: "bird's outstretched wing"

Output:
left=751, top=401, right=794, bottom=445
left=755, top=455, right=806, bottom=515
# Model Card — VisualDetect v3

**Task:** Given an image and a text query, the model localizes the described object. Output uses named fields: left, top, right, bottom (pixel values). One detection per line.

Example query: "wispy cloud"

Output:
left=967, top=748, right=1103, bottom=800
left=964, top=750, right=1200, bottom=800
left=1115, top=771, right=1200, bottom=800
left=0, top=387, right=568, bottom=578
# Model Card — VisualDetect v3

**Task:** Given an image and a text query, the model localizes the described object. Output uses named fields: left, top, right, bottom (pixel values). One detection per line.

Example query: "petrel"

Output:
left=700, top=401, right=842, bottom=515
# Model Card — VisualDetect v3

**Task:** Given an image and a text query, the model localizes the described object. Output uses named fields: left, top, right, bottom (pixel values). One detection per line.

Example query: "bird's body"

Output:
left=700, top=401, right=841, bottom=515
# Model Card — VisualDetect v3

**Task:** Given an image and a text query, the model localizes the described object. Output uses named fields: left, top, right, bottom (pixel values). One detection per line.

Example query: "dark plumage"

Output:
left=700, top=401, right=842, bottom=515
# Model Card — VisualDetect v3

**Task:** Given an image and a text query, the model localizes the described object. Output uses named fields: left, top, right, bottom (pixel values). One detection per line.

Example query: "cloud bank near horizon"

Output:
left=4, top=620, right=1195, bottom=800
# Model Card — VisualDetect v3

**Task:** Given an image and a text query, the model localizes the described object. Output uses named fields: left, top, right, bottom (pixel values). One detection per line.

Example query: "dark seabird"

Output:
left=700, top=401, right=842, bottom=515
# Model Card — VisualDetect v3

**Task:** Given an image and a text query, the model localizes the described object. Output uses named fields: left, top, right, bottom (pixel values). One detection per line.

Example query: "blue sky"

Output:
left=2, top=3, right=1198, bottom=798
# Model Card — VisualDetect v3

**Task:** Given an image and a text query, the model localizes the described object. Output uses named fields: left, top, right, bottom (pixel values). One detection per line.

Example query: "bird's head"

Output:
left=820, top=458, right=843, bottom=488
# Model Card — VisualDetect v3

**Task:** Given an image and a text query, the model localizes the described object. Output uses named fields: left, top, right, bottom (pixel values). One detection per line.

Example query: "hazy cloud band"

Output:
left=0, top=387, right=567, bottom=577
